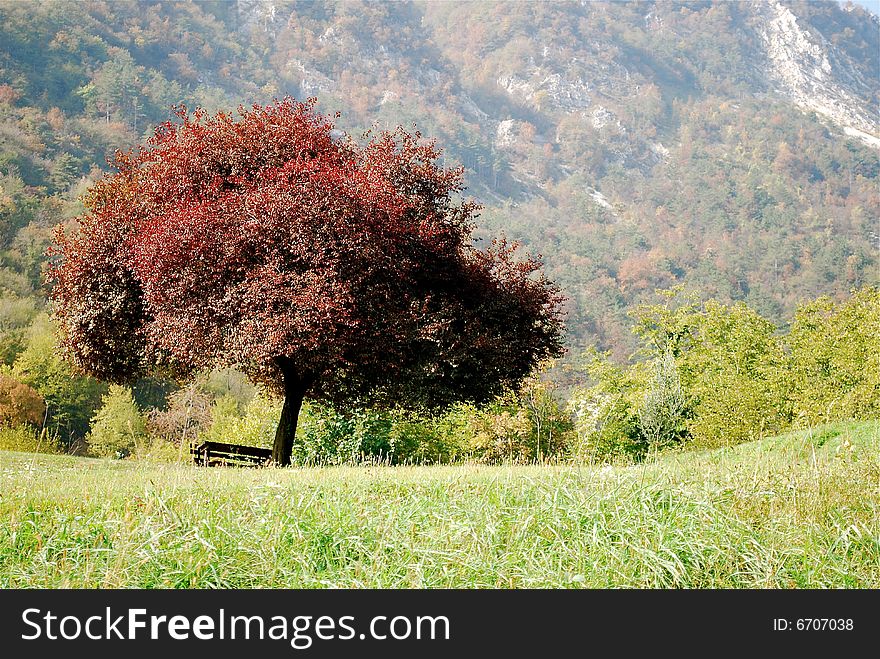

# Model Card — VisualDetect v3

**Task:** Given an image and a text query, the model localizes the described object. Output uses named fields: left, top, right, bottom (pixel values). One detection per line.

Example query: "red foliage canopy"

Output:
left=49, top=98, right=564, bottom=426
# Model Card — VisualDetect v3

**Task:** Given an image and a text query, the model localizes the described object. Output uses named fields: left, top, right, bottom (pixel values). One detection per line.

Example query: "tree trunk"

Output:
left=271, top=363, right=310, bottom=467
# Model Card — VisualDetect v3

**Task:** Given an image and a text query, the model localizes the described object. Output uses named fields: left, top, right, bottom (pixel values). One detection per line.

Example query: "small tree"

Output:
left=88, top=385, right=147, bottom=458
left=145, top=380, right=212, bottom=453
left=787, top=287, right=880, bottom=425
left=0, top=373, right=45, bottom=427
left=633, top=292, right=790, bottom=448
left=519, top=371, right=572, bottom=462
left=12, top=316, right=106, bottom=446
left=567, top=349, right=644, bottom=461
left=48, top=99, right=564, bottom=464
left=637, top=348, right=687, bottom=452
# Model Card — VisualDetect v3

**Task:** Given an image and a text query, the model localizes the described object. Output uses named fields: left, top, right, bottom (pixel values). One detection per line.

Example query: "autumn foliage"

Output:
left=0, top=374, right=45, bottom=428
left=48, top=98, right=564, bottom=464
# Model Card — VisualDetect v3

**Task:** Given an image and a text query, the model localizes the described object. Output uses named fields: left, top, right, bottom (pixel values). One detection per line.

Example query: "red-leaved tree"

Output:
left=48, top=99, right=564, bottom=465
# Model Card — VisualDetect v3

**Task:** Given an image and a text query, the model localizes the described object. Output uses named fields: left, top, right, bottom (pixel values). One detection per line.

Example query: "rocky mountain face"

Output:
left=236, top=1, right=877, bottom=168
left=756, top=1, right=878, bottom=146
left=0, top=0, right=877, bottom=357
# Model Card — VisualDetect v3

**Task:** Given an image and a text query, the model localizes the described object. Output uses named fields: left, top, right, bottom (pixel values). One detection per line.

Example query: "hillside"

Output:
left=0, top=0, right=877, bottom=360
left=1, top=419, right=877, bottom=587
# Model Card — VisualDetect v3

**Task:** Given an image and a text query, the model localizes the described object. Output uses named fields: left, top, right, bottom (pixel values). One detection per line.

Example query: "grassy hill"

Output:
left=2, top=420, right=877, bottom=588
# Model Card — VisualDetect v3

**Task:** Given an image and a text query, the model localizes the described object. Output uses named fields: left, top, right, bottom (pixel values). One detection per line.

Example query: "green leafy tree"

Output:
left=0, top=170, right=40, bottom=248
left=634, top=294, right=790, bottom=448
left=12, top=316, right=106, bottom=446
left=638, top=348, right=687, bottom=452
left=787, top=287, right=880, bottom=425
left=567, top=349, right=645, bottom=461
left=77, top=49, right=144, bottom=126
left=0, top=294, right=38, bottom=365
left=88, top=384, right=147, bottom=458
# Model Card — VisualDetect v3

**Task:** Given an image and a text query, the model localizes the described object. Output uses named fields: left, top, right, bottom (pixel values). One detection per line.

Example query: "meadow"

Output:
left=1, top=420, right=877, bottom=588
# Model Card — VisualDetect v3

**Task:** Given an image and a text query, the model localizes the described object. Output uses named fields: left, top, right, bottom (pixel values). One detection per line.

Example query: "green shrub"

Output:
left=575, top=290, right=797, bottom=460
left=391, top=407, right=472, bottom=464
left=0, top=294, right=38, bottom=365
left=465, top=398, right=534, bottom=463
left=446, top=373, right=573, bottom=464
left=201, top=394, right=246, bottom=445
left=0, top=424, right=61, bottom=454
left=294, top=405, right=383, bottom=465
left=88, top=385, right=148, bottom=458
left=200, top=392, right=280, bottom=449
left=135, top=437, right=186, bottom=463
left=428, top=404, right=479, bottom=463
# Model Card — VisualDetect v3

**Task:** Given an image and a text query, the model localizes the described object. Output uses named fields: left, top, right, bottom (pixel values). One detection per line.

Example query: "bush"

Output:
left=135, top=437, right=185, bottom=463
left=194, top=381, right=573, bottom=466
left=299, top=404, right=474, bottom=465
left=466, top=399, right=534, bottom=463
left=200, top=392, right=280, bottom=449
left=0, top=294, right=37, bottom=365
left=294, top=405, right=382, bottom=465
left=391, top=407, right=472, bottom=464
left=88, top=385, right=148, bottom=458
left=427, top=404, right=479, bottom=463
left=0, top=424, right=61, bottom=454
left=450, top=373, right=573, bottom=464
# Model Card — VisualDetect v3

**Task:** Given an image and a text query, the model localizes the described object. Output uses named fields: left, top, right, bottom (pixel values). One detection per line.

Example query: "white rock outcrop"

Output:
left=755, top=0, right=878, bottom=148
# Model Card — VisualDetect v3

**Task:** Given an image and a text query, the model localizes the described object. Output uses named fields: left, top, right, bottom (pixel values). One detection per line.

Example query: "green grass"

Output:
left=1, top=421, right=878, bottom=588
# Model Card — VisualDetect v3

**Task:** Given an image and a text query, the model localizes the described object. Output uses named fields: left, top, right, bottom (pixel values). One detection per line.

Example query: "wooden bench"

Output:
left=191, top=440, right=272, bottom=467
